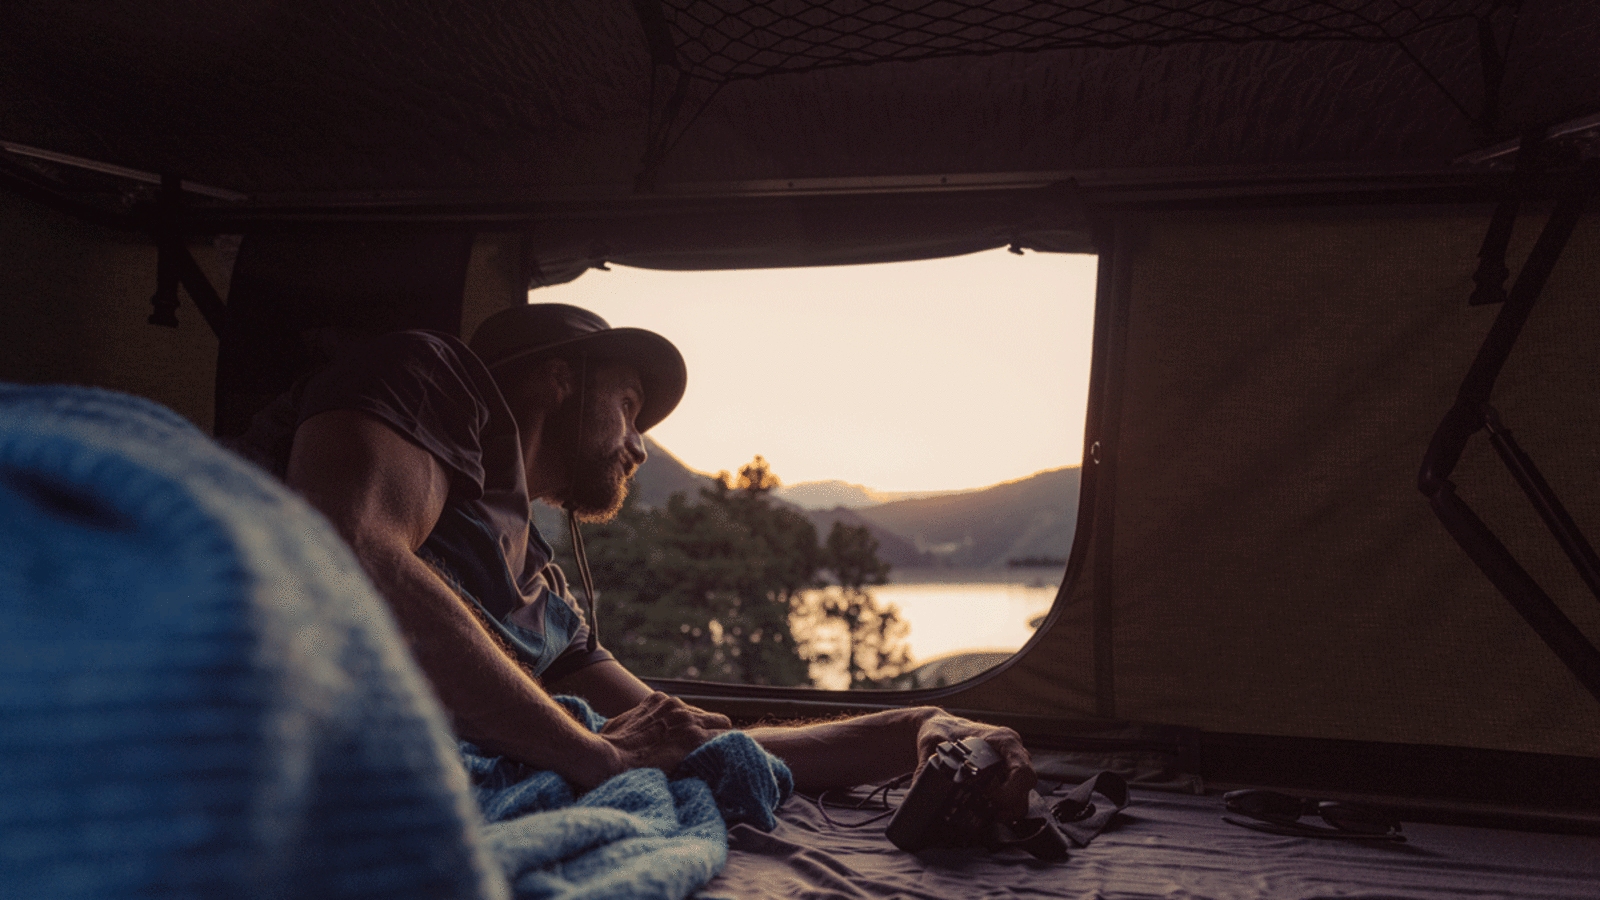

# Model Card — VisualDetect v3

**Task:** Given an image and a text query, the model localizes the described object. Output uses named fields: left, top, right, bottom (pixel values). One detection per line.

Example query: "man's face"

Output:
left=543, top=362, right=648, bottom=522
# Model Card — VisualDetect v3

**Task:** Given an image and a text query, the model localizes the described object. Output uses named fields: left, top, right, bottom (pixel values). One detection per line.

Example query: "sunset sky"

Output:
left=536, top=247, right=1098, bottom=493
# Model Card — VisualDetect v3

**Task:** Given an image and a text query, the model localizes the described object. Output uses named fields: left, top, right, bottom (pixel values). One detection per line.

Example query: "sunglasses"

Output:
left=1223, top=789, right=1406, bottom=842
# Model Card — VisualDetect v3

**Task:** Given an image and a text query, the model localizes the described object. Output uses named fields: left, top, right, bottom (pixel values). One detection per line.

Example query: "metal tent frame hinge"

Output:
left=146, top=173, right=227, bottom=337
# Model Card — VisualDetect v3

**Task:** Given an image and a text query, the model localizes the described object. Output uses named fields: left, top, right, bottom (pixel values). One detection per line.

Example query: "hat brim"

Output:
left=486, top=327, right=686, bottom=433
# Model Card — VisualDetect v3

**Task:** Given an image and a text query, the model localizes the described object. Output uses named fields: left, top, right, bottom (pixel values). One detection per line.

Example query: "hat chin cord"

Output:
left=567, top=509, right=600, bottom=654
left=563, top=353, right=601, bottom=654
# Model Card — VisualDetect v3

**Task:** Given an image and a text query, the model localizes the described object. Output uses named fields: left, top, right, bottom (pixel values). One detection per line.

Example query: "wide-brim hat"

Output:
left=469, top=303, right=686, bottom=433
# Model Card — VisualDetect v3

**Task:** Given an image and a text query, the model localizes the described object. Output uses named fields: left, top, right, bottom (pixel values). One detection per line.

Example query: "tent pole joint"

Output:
left=147, top=174, right=184, bottom=328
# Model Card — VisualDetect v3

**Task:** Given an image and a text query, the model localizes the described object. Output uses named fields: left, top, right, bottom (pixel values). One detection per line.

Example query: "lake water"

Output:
left=800, top=567, right=1065, bottom=688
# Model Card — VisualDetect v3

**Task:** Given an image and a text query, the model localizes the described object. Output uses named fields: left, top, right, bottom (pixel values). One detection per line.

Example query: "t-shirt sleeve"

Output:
left=539, top=627, right=616, bottom=684
left=295, top=332, right=499, bottom=499
left=532, top=561, right=617, bottom=683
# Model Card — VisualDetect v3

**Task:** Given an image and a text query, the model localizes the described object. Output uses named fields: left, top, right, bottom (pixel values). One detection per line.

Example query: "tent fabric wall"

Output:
left=212, top=231, right=476, bottom=437
left=0, top=186, right=535, bottom=438
left=0, top=189, right=222, bottom=430
left=951, top=203, right=1600, bottom=758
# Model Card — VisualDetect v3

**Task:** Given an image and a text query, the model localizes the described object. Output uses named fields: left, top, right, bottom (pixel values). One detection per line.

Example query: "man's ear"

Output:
left=544, top=357, right=575, bottom=404
left=499, top=357, right=573, bottom=411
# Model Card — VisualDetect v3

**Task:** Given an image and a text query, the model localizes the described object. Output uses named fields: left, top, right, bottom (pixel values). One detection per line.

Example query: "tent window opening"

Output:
left=533, top=248, right=1096, bottom=690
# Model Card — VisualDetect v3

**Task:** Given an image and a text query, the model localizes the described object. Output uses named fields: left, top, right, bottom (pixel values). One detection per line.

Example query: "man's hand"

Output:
left=913, top=711, right=1037, bottom=822
left=585, top=692, right=733, bottom=787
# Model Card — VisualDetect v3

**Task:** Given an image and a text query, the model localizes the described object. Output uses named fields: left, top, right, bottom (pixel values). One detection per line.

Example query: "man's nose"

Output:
left=625, top=430, right=647, bottom=467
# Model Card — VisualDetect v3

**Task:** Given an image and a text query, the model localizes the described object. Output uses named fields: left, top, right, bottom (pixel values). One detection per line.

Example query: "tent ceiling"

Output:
left=3, top=1, right=1597, bottom=219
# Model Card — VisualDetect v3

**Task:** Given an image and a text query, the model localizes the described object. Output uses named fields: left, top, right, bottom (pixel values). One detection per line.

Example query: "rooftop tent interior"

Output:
left=2, top=0, right=1599, bottom=850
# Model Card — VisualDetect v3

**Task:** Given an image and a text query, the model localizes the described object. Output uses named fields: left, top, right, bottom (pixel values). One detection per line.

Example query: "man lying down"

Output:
left=233, top=303, right=1037, bottom=887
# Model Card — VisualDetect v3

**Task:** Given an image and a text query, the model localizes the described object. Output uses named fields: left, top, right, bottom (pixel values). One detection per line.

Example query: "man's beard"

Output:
left=543, top=394, right=635, bottom=522
left=560, top=445, right=634, bottom=523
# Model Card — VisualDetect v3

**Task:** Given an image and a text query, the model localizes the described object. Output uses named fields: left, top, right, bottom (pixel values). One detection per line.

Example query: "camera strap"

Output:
left=990, top=809, right=1071, bottom=861
left=990, top=771, right=1130, bottom=861
left=1050, top=770, right=1130, bottom=845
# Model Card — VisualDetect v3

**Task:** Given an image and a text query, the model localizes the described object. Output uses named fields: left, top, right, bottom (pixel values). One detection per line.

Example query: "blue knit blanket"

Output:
left=0, top=384, right=789, bottom=900
left=466, top=697, right=792, bottom=900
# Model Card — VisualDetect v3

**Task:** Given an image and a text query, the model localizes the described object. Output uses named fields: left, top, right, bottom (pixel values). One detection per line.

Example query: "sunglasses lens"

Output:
left=1052, top=798, right=1097, bottom=823
left=1319, top=802, right=1397, bottom=835
left=1224, top=790, right=1303, bottom=820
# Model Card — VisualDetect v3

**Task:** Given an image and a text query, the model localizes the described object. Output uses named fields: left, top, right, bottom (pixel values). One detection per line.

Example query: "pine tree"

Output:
left=574, top=456, right=907, bottom=690
left=810, top=521, right=911, bottom=689
left=576, top=457, right=816, bottom=686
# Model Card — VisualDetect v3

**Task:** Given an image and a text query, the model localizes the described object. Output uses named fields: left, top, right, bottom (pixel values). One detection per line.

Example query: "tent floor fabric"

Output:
left=707, top=784, right=1600, bottom=900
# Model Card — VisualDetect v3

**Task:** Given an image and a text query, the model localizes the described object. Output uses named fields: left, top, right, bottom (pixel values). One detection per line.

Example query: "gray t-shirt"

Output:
left=234, top=329, right=611, bottom=682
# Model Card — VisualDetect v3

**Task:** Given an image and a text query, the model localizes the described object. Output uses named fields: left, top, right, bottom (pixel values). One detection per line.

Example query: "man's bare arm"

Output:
left=286, top=409, right=725, bottom=788
left=545, top=659, right=656, bottom=718
left=746, top=708, right=1037, bottom=821
left=551, top=664, right=1036, bottom=818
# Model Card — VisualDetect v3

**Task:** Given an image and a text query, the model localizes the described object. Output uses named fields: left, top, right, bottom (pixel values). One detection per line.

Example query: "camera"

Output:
left=885, top=737, right=1007, bottom=852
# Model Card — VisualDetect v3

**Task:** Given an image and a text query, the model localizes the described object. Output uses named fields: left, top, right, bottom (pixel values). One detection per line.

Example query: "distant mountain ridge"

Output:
left=619, top=439, right=1081, bottom=571
left=774, top=480, right=959, bottom=510
left=633, top=438, right=714, bottom=508
left=853, top=467, right=1080, bottom=569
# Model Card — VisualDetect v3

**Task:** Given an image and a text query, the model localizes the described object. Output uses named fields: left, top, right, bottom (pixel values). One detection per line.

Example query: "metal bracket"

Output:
left=146, top=173, right=228, bottom=337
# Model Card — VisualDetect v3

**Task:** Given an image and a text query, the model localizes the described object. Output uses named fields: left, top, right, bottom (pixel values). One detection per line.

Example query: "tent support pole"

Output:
left=1485, top=410, right=1600, bottom=602
left=1418, top=164, right=1600, bottom=706
left=1428, top=480, right=1600, bottom=704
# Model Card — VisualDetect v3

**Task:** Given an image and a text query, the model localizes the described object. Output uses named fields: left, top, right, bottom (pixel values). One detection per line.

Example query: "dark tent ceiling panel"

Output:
left=0, top=1, right=654, bottom=197
left=3, top=1, right=1597, bottom=210
left=639, top=0, right=1524, bottom=185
